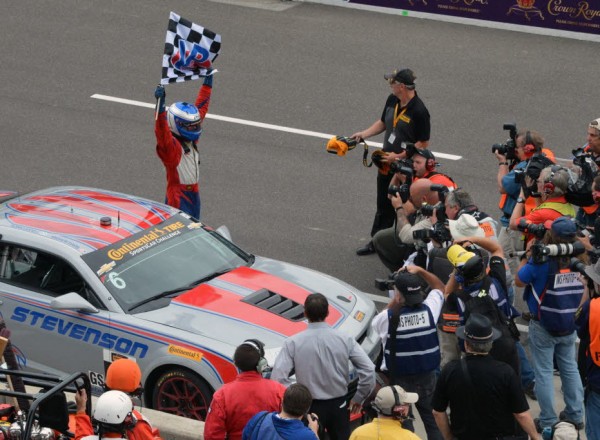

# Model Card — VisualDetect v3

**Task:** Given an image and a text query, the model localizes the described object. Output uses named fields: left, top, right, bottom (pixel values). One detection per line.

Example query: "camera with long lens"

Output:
left=530, top=241, right=586, bottom=264
left=491, top=123, right=518, bottom=160
left=388, top=184, right=411, bottom=204
left=517, top=219, right=548, bottom=239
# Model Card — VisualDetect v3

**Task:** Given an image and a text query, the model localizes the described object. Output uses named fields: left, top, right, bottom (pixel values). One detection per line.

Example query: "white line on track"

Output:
left=91, top=93, right=462, bottom=161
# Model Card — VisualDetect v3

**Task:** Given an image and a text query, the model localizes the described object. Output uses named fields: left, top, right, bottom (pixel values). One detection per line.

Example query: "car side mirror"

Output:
left=50, top=292, right=99, bottom=314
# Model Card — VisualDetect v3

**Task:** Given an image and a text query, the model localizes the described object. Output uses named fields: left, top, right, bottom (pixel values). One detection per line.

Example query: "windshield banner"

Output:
left=348, top=0, right=600, bottom=35
left=82, top=217, right=200, bottom=278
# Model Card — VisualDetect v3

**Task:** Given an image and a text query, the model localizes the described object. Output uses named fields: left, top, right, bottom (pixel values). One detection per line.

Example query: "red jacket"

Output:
left=203, top=371, right=286, bottom=440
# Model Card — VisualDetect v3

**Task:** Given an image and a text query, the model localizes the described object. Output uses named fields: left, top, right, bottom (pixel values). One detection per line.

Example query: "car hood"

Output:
left=136, top=257, right=374, bottom=347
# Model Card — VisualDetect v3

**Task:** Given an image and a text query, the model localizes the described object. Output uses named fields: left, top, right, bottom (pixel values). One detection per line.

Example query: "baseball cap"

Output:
left=413, top=147, right=435, bottom=161
left=105, top=358, right=142, bottom=393
left=394, top=271, right=426, bottom=306
left=455, top=313, right=501, bottom=343
left=589, top=118, right=600, bottom=132
left=374, top=385, right=419, bottom=414
left=446, top=244, right=476, bottom=267
left=448, top=214, right=485, bottom=241
left=544, top=216, right=577, bottom=239
left=384, top=68, right=416, bottom=86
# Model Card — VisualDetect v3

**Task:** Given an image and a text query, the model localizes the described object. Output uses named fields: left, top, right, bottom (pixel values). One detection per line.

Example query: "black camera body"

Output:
left=517, top=219, right=547, bottom=239
left=491, top=123, right=518, bottom=160
left=389, top=158, right=414, bottom=176
left=429, top=184, right=449, bottom=204
left=374, top=276, right=396, bottom=291
left=420, top=202, right=444, bottom=218
left=388, top=184, right=411, bottom=204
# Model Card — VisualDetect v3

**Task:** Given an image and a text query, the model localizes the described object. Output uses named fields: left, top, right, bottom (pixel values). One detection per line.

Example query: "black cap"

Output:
left=456, top=313, right=501, bottom=343
left=384, top=68, right=416, bottom=86
left=413, top=147, right=435, bottom=161
left=394, top=272, right=426, bottom=306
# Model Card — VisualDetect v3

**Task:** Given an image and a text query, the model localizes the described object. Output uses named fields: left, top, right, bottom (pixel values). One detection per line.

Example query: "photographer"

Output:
left=573, top=117, right=600, bottom=228
left=389, top=148, right=457, bottom=193
left=371, top=265, right=445, bottom=440
left=445, top=238, right=520, bottom=375
left=352, top=68, right=430, bottom=256
left=372, top=179, right=440, bottom=271
left=444, top=189, right=497, bottom=238
left=576, top=258, right=600, bottom=440
left=495, top=129, right=549, bottom=297
left=510, top=165, right=576, bottom=232
left=516, top=216, right=585, bottom=433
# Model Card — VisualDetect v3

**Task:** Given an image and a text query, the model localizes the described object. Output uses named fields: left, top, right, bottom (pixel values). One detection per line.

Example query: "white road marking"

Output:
left=91, top=93, right=462, bottom=160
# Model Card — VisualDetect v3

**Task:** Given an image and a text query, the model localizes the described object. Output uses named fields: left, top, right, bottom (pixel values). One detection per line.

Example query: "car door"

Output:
left=0, top=242, right=108, bottom=377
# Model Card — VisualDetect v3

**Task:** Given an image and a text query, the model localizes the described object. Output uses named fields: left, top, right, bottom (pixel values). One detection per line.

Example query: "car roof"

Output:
left=0, top=186, right=179, bottom=255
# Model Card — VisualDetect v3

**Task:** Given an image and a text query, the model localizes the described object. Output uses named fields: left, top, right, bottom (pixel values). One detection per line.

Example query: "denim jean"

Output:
left=586, top=389, right=600, bottom=440
left=528, top=321, right=584, bottom=429
left=395, top=371, right=444, bottom=440
left=516, top=341, right=535, bottom=388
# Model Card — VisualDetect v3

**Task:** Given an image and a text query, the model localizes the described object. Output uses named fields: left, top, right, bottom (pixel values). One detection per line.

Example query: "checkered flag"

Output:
left=161, top=11, right=221, bottom=85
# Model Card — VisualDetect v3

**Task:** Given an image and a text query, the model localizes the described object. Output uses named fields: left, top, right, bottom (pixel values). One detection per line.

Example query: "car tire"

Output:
left=151, top=368, right=213, bottom=421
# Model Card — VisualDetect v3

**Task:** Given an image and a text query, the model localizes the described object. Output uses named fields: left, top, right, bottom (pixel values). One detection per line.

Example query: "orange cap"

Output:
left=105, top=359, right=142, bottom=393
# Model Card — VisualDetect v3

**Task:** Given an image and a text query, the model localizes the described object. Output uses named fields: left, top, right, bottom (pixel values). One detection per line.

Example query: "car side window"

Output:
left=0, top=244, right=105, bottom=309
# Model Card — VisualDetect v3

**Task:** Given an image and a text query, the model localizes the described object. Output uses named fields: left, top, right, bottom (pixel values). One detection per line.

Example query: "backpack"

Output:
left=566, top=150, right=598, bottom=207
left=456, top=277, right=514, bottom=340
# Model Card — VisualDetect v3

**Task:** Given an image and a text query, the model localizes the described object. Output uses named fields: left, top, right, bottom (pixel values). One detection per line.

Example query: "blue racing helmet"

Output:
left=167, top=102, right=202, bottom=142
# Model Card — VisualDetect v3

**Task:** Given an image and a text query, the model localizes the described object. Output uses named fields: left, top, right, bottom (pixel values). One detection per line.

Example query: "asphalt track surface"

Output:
left=2, top=0, right=599, bottom=303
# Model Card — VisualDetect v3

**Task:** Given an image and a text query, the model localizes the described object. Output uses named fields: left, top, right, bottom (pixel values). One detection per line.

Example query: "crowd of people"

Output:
left=140, top=66, right=600, bottom=439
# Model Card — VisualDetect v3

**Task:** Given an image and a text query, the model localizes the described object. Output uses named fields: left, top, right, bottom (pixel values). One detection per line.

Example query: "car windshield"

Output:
left=82, top=216, right=251, bottom=312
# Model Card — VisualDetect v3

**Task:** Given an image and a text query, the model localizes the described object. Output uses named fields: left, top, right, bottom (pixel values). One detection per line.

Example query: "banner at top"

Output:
left=161, top=12, right=222, bottom=85
left=349, top=0, right=600, bottom=35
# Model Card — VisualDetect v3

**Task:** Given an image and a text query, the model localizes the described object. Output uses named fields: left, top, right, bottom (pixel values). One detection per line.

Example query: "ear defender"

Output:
left=243, top=339, right=269, bottom=373
left=523, top=130, right=536, bottom=157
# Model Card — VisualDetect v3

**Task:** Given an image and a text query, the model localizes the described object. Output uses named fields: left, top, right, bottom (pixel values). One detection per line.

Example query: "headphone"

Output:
left=523, top=130, right=536, bottom=157
left=425, top=157, right=436, bottom=172
left=543, top=165, right=563, bottom=195
left=243, top=339, right=269, bottom=374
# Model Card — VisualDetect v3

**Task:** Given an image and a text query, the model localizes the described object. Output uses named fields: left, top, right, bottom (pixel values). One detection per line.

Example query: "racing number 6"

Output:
left=108, top=272, right=126, bottom=289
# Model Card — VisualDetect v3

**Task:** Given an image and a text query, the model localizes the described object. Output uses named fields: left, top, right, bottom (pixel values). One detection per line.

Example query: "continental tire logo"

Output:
left=168, top=345, right=203, bottom=362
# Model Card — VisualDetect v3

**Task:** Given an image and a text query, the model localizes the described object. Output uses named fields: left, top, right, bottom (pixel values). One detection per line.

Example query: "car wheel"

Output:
left=151, top=368, right=213, bottom=420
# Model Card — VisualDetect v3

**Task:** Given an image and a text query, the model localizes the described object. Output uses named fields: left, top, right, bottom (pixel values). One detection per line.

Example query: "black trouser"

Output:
left=370, top=172, right=395, bottom=237
left=310, top=396, right=349, bottom=440
left=394, top=371, right=444, bottom=440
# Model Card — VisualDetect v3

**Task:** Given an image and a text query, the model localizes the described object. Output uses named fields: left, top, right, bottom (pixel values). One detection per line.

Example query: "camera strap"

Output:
left=360, top=140, right=372, bottom=167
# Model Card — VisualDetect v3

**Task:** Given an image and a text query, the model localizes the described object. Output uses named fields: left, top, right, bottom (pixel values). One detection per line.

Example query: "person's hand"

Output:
left=494, top=151, right=507, bottom=162
left=154, top=85, right=166, bottom=113
left=350, top=132, right=365, bottom=142
left=306, top=413, right=319, bottom=435
left=75, top=389, right=87, bottom=413
left=349, top=400, right=362, bottom=414
left=404, top=265, right=421, bottom=275
left=577, top=234, right=593, bottom=251
left=391, top=192, right=403, bottom=210
left=154, top=85, right=165, bottom=100
left=383, top=151, right=406, bottom=163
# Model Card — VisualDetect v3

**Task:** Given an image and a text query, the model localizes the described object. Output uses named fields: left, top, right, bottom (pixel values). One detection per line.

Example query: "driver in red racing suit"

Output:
left=154, top=73, right=213, bottom=220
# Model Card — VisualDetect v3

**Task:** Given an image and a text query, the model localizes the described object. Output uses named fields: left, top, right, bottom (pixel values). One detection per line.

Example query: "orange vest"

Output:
left=590, top=298, right=600, bottom=367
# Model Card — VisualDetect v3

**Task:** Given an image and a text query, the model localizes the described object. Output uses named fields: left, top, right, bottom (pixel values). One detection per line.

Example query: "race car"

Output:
left=0, top=187, right=380, bottom=420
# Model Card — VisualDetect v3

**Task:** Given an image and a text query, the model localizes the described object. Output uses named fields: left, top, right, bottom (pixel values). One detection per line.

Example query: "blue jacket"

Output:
left=242, top=411, right=317, bottom=440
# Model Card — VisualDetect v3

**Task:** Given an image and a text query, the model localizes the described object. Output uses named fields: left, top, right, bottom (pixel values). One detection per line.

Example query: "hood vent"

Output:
left=242, top=288, right=305, bottom=321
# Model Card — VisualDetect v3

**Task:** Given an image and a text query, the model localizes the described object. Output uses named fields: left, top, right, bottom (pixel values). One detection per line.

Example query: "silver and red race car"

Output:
left=0, top=187, right=379, bottom=420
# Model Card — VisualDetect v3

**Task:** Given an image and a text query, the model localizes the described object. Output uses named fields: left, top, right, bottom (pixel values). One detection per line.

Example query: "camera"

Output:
left=530, top=241, right=586, bottom=264
left=388, top=184, right=411, bottom=204
left=430, top=184, right=449, bottom=204
left=389, top=158, right=414, bottom=176
left=420, top=202, right=444, bottom=218
left=412, top=222, right=452, bottom=244
left=491, top=123, right=518, bottom=160
left=569, top=256, right=587, bottom=276
left=374, top=276, right=396, bottom=291
left=514, top=169, right=526, bottom=185
left=517, top=219, right=548, bottom=239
